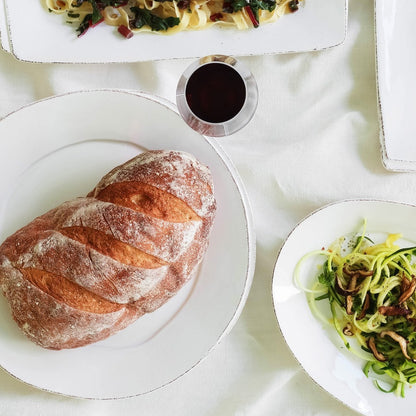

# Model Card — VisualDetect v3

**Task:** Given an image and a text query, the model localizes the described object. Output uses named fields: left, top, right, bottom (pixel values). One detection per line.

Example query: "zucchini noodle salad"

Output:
left=295, top=220, right=416, bottom=397
left=44, top=0, right=303, bottom=37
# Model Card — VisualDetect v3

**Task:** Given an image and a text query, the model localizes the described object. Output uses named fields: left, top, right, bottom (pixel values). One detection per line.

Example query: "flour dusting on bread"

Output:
left=0, top=150, right=216, bottom=349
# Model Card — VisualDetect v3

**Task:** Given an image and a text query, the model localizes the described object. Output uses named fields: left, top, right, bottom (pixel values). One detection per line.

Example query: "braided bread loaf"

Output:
left=0, top=150, right=216, bottom=349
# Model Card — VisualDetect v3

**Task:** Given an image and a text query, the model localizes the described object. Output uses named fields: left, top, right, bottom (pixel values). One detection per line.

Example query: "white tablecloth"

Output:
left=0, top=1, right=412, bottom=415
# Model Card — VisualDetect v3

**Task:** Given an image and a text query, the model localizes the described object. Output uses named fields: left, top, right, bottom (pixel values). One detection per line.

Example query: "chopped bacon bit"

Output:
left=288, top=0, right=299, bottom=12
left=177, top=0, right=190, bottom=8
left=210, top=13, right=223, bottom=22
left=118, top=25, right=134, bottom=39
left=244, top=5, right=259, bottom=28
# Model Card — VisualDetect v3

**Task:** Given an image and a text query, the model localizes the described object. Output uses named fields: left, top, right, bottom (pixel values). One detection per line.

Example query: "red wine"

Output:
left=185, top=62, right=246, bottom=123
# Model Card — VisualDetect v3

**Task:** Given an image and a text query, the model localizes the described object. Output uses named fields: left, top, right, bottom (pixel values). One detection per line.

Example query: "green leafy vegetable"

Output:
left=130, top=7, right=180, bottom=31
left=89, top=0, right=102, bottom=24
left=317, top=261, right=335, bottom=287
left=225, top=0, right=275, bottom=20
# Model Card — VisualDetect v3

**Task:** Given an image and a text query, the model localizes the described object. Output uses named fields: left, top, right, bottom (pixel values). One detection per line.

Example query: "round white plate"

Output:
left=272, top=199, right=416, bottom=416
left=0, top=89, right=255, bottom=399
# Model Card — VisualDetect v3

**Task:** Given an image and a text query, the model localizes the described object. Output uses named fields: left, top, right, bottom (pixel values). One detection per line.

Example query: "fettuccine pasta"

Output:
left=44, top=0, right=303, bottom=37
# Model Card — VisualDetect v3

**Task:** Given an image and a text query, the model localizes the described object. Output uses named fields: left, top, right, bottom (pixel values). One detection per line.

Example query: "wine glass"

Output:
left=176, top=55, right=258, bottom=137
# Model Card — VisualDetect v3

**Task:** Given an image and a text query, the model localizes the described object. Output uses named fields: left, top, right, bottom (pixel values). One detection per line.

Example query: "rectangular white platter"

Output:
left=2, top=0, right=347, bottom=63
left=376, top=0, right=416, bottom=171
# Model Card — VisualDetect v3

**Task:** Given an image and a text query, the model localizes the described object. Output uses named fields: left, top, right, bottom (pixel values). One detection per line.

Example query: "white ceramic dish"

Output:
left=376, top=0, right=416, bottom=172
left=0, top=89, right=255, bottom=399
left=0, top=0, right=10, bottom=53
left=273, top=199, right=416, bottom=416
left=2, top=0, right=347, bottom=63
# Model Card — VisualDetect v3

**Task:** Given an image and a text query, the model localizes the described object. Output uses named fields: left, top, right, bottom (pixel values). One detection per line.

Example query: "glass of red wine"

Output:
left=176, top=55, right=258, bottom=137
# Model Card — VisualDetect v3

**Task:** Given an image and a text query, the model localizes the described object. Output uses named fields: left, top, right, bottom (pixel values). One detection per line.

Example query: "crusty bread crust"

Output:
left=0, top=150, right=216, bottom=349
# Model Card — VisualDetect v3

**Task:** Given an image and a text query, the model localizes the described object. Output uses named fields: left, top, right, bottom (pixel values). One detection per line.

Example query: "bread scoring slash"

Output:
left=0, top=150, right=216, bottom=350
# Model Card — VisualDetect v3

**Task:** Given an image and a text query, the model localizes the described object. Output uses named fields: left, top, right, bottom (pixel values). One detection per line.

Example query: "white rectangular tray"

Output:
left=376, top=0, right=416, bottom=171
left=3, top=0, right=347, bottom=63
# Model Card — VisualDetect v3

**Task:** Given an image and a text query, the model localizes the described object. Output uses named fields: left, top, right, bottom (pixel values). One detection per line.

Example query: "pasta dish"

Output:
left=44, top=0, right=303, bottom=37
left=295, top=221, right=416, bottom=397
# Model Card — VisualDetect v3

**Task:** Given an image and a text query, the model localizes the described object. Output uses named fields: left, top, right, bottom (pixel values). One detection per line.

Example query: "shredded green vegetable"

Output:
left=296, top=220, right=416, bottom=397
